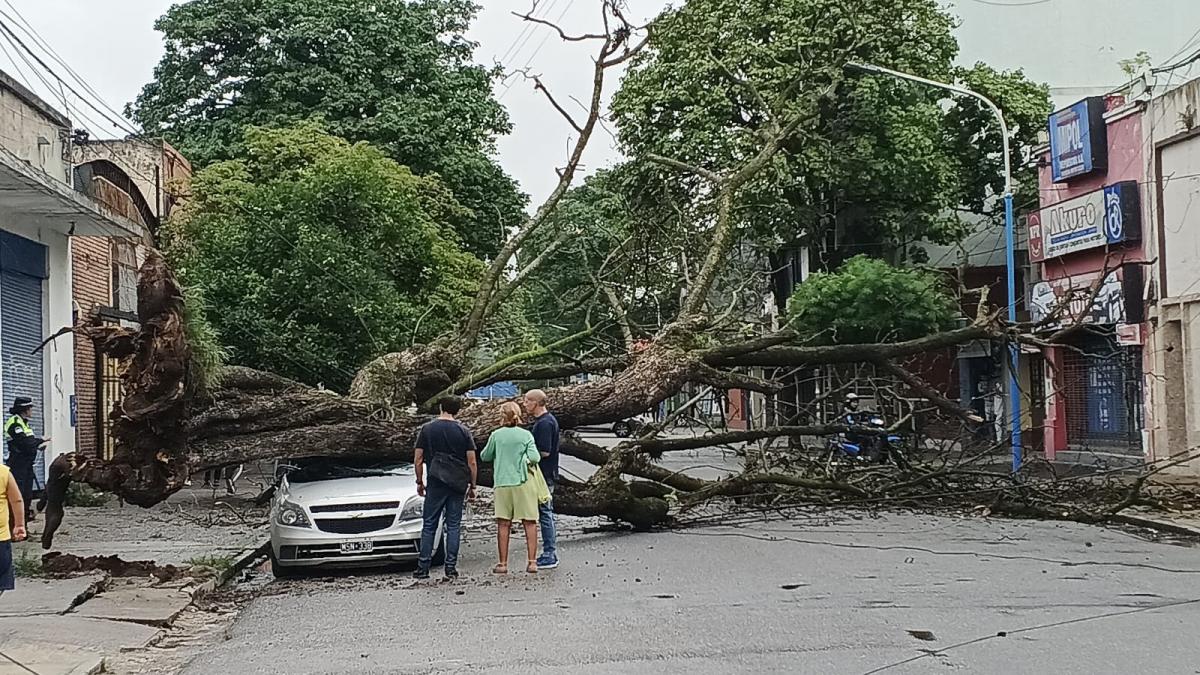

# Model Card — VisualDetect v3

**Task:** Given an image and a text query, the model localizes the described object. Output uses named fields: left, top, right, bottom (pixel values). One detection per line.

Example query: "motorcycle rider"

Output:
left=840, top=393, right=879, bottom=462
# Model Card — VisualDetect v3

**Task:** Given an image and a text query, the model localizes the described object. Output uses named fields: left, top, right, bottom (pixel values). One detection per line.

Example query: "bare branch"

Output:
left=645, top=154, right=722, bottom=183
left=512, top=10, right=608, bottom=42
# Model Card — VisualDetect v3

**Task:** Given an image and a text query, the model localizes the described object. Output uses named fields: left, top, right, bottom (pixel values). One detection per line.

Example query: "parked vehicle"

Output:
left=574, top=412, right=654, bottom=437
left=268, top=459, right=441, bottom=578
left=825, top=411, right=909, bottom=471
left=612, top=413, right=653, bottom=438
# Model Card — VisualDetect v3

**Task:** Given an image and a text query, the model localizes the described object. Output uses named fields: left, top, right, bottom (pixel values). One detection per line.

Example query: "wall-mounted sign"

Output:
left=1029, top=264, right=1144, bottom=330
left=1049, top=97, right=1108, bottom=182
left=1029, top=181, right=1141, bottom=262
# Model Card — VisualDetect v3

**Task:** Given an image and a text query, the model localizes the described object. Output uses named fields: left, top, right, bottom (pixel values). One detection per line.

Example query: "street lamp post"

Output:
left=846, top=62, right=1022, bottom=473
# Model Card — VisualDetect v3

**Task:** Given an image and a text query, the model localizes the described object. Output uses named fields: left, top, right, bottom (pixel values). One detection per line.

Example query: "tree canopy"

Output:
left=786, top=255, right=960, bottom=345
left=130, top=0, right=523, bottom=257
left=163, top=124, right=483, bottom=390
left=611, top=0, right=1051, bottom=268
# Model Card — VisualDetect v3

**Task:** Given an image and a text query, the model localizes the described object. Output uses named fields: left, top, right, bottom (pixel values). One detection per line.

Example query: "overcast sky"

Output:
left=6, top=1, right=1200, bottom=206
left=2, top=0, right=669, bottom=207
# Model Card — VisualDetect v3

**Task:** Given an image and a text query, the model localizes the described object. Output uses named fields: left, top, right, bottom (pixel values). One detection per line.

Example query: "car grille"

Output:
left=310, top=501, right=400, bottom=513
left=279, top=539, right=420, bottom=561
left=314, top=516, right=396, bottom=534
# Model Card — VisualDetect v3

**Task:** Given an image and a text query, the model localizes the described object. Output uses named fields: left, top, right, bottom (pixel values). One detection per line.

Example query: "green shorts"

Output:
left=494, top=481, right=539, bottom=522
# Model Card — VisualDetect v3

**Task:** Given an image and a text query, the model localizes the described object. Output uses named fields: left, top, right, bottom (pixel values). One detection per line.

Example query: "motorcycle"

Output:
left=825, top=411, right=909, bottom=471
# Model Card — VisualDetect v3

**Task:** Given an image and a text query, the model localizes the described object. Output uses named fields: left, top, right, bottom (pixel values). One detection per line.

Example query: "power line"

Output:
left=0, top=17, right=140, bottom=137
left=497, top=0, right=558, bottom=65
left=0, top=3, right=135, bottom=130
left=499, top=0, right=573, bottom=102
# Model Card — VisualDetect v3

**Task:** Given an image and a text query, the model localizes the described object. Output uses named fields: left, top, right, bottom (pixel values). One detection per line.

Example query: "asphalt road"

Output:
left=181, top=511, right=1200, bottom=674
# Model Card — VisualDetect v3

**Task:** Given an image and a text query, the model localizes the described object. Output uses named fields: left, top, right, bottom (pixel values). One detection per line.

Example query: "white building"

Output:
left=0, top=70, right=144, bottom=488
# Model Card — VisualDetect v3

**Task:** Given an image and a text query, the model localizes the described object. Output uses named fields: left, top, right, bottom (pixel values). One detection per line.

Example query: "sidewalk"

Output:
left=1, top=478, right=270, bottom=675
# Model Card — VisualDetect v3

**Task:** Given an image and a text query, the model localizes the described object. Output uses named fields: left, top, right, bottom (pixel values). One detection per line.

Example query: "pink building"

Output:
left=1030, top=95, right=1150, bottom=465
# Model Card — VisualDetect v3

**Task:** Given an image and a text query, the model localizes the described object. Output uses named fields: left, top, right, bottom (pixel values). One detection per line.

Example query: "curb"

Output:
left=192, top=538, right=270, bottom=600
left=69, top=656, right=105, bottom=675
left=1111, top=513, right=1200, bottom=538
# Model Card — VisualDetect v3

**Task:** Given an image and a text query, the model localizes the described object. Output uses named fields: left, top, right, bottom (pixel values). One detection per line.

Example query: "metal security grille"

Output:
left=96, top=313, right=129, bottom=462
left=1, top=231, right=47, bottom=490
left=98, top=350, right=123, bottom=461
left=1061, top=338, right=1143, bottom=454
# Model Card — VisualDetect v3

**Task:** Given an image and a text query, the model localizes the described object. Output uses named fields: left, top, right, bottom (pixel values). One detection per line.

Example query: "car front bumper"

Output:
left=270, top=518, right=436, bottom=569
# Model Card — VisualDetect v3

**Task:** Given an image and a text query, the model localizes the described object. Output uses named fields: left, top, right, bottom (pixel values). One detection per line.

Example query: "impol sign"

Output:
left=1049, top=97, right=1108, bottom=183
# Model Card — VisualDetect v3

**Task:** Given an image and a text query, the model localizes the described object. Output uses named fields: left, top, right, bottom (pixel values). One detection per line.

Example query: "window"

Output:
left=112, top=240, right=138, bottom=314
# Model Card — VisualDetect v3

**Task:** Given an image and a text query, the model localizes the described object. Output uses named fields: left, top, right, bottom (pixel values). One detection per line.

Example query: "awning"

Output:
left=0, top=144, right=146, bottom=239
left=468, top=381, right=519, bottom=400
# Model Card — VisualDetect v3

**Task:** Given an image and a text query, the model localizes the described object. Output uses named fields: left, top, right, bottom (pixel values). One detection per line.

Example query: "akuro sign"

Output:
left=1029, top=181, right=1141, bottom=262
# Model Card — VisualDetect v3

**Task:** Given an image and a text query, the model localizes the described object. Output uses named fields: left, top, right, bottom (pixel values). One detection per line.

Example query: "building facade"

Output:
left=0, top=71, right=144, bottom=489
left=1144, top=78, right=1200, bottom=474
left=1031, top=95, right=1151, bottom=465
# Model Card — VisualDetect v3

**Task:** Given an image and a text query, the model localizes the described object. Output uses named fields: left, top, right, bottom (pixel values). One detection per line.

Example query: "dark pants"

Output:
left=538, top=481, right=557, bottom=561
left=6, top=452, right=34, bottom=518
left=417, top=479, right=464, bottom=572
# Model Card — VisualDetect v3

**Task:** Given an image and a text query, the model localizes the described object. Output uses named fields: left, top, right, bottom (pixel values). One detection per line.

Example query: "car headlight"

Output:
left=276, top=501, right=311, bottom=528
left=399, top=496, right=424, bottom=522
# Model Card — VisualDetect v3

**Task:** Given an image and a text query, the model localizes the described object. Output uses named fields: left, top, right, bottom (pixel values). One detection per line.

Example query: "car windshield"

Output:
left=284, top=458, right=413, bottom=483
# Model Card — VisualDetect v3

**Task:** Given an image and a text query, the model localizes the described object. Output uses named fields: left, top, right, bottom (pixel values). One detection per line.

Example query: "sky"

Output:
left=5, top=0, right=1200, bottom=207
left=0, top=0, right=669, bottom=207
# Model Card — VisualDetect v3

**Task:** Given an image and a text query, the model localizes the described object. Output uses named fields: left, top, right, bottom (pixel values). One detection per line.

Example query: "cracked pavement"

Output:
left=178, top=510, right=1200, bottom=674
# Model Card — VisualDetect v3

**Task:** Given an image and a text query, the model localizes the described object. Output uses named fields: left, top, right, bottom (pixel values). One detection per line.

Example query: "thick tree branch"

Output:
left=423, top=327, right=595, bottom=409
left=875, top=359, right=982, bottom=425
left=692, top=363, right=781, bottom=394
left=707, top=324, right=995, bottom=367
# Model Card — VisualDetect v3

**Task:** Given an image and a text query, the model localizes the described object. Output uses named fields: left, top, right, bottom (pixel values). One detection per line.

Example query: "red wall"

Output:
left=1034, top=100, right=1148, bottom=456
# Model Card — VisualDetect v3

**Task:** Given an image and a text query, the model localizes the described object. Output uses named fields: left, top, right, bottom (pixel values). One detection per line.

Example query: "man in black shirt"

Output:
left=524, top=389, right=560, bottom=569
left=413, top=396, right=477, bottom=579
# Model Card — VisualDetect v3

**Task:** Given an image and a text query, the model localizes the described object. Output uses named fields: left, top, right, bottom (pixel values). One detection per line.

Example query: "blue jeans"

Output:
left=539, top=481, right=557, bottom=560
left=417, top=479, right=464, bottom=572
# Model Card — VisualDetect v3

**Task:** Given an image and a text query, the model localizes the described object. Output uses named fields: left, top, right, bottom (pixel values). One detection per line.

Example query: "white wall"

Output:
left=949, top=0, right=1200, bottom=108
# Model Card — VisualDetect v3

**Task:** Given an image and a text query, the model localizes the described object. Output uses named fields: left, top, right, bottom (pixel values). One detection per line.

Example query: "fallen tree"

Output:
left=39, top=1, right=1197, bottom=549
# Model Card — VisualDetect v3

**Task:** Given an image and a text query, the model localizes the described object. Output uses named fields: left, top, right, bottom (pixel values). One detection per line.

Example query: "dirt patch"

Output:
left=41, top=552, right=195, bottom=581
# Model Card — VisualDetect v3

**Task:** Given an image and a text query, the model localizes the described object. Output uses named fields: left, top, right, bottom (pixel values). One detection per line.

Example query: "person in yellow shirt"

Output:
left=1, top=462, right=28, bottom=593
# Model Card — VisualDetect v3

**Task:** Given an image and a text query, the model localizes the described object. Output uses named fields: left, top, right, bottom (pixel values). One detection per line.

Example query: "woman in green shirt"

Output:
left=481, top=402, right=542, bottom=574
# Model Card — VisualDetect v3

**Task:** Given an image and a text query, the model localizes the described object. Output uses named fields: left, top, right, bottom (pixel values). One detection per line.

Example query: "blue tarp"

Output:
left=467, top=381, right=519, bottom=400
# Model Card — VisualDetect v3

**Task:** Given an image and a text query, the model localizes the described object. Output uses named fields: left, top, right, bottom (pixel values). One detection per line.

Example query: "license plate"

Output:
left=340, top=540, right=374, bottom=554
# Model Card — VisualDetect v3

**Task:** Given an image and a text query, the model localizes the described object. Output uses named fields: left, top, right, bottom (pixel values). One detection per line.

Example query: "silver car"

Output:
left=268, top=460, right=443, bottom=578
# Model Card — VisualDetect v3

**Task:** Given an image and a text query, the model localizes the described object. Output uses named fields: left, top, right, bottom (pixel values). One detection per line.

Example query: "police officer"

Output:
left=4, top=397, right=48, bottom=522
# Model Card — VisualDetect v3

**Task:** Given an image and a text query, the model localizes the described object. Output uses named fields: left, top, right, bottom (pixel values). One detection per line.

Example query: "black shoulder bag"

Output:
left=427, top=423, right=471, bottom=494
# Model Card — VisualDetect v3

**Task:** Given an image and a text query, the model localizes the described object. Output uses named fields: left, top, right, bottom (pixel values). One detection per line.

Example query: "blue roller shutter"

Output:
left=0, top=231, right=47, bottom=490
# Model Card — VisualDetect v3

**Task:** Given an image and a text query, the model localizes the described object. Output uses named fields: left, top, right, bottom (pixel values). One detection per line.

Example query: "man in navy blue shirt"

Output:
left=524, top=389, right=560, bottom=569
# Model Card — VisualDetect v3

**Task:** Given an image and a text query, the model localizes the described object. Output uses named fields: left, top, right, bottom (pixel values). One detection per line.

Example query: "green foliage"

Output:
left=129, top=0, right=524, bottom=257
left=65, top=483, right=109, bottom=508
left=184, top=553, right=236, bottom=574
left=13, top=548, right=42, bottom=577
left=611, top=0, right=1051, bottom=262
left=163, top=124, right=482, bottom=390
left=183, top=287, right=229, bottom=399
left=786, top=256, right=959, bottom=344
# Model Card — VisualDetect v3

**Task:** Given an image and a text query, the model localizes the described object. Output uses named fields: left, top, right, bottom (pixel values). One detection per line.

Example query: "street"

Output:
left=178, top=512, right=1199, bottom=674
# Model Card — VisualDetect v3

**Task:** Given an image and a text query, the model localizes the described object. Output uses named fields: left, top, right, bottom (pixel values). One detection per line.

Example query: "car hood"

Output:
left=282, top=474, right=418, bottom=506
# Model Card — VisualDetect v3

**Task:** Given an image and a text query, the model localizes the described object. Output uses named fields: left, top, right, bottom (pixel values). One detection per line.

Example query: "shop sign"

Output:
left=1029, top=265, right=1144, bottom=330
left=1049, top=97, right=1108, bottom=182
left=1029, top=181, right=1141, bottom=262
left=1116, top=323, right=1143, bottom=346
